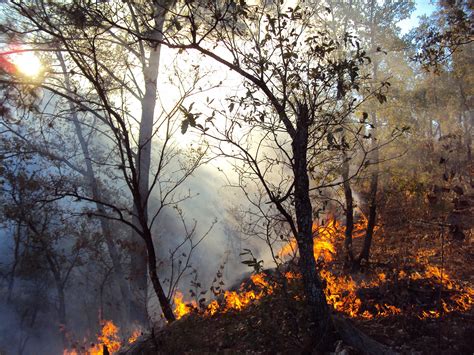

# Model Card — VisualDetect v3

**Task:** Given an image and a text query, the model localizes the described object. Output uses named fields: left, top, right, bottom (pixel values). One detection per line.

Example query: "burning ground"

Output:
left=108, top=219, right=473, bottom=355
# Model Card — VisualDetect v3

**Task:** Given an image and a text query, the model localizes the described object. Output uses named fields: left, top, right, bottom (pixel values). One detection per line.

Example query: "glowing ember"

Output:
left=284, top=271, right=300, bottom=280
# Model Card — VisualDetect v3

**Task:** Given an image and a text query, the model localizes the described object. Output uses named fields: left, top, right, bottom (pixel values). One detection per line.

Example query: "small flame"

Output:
left=173, top=291, right=197, bottom=320
left=279, top=219, right=342, bottom=262
left=206, top=300, right=220, bottom=316
left=86, top=320, right=121, bottom=355
left=284, top=271, right=300, bottom=280
left=128, top=329, right=141, bottom=344
left=63, top=320, right=140, bottom=354
left=174, top=272, right=275, bottom=318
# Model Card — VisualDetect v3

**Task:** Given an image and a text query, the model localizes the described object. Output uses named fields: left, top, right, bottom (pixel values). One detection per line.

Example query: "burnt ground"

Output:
left=120, top=221, right=474, bottom=355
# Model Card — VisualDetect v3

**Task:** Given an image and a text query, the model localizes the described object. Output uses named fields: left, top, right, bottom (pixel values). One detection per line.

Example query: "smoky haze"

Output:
left=1, top=0, right=471, bottom=354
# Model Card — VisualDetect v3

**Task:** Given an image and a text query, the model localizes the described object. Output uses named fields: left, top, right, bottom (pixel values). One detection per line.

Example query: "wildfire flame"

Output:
left=172, top=218, right=473, bottom=322
left=174, top=291, right=198, bottom=320
left=127, top=329, right=141, bottom=344
left=277, top=219, right=472, bottom=320
left=63, top=320, right=140, bottom=355
left=318, top=263, right=474, bottom=319
left=173, top=272, right=275, bottom=319
left=278, top=219, right=341, bottom=262
left=66, top=217, right=472, bottom=353
left=90, top=320, right=121, bottom=354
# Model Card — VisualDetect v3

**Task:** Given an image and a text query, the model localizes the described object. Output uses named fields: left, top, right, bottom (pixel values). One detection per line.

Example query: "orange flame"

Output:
left=206, top=300, right=220, bottom=316
left=63, top=320, right=140, bottom=354
left=174, top=291, right=198, bottom=320
left=174, top=272, right=275, bottom=318
left=278, top=219, right=342, bottom=262
left=169, top=218, right=473, bottom=322
left=81, top=320, right=121, bottom=355
left=275, top=218, right=473, bottom=320
left=127, top=329, right=141, bottom=344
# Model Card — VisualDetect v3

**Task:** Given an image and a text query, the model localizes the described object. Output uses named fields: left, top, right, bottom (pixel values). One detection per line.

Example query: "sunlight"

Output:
left=10, top=50, right=42, bottom=77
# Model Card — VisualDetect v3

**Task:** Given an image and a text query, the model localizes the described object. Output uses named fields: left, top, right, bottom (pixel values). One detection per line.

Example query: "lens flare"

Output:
left=9, top=50, right=42, bottom=77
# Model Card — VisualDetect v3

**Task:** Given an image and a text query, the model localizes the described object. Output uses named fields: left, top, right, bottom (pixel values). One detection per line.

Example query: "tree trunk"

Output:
left=359, top=18, right=380, bottom=264
left=57, top=286, right=67, bottom=335
left=7, top=221, right=21, bottom=302
left=143, top=227, right=176, bottom=322
left=129, top=37, right=162, bottom=326
left=130, top=2, right=176, bottom=323
left=332, top=315, right=397, bottom=355
left=341, top=150, right=355, bottom=268
left=458, top=80, right=472, bottom=164
left=292, top=104, right=332, bottom=349
left=359, top=111, right=379, bottom=263
left=47, top=255, right=67, bottom=348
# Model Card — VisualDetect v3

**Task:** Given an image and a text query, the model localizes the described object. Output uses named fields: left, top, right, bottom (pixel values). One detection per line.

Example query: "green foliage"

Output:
left=240, top=248, right=264, bottom=273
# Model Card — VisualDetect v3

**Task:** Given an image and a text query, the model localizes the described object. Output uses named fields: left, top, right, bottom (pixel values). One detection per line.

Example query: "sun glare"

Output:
left=11, top=50, right=42, bottom=77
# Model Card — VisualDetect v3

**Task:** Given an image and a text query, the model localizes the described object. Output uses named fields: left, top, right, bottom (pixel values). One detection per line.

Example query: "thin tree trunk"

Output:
left=292, top=104, right=331, bottom=349
left=46, top=254, right=67, bottom=348
left=130, top=2, right=176, bottom=323
left=359, top=15, right=379, bottom=264
left=57, top=53, right=132, bottom=325
left=129, top=36, right=162, bottom=326
left=458, top=80, right=472, bottom=163
left=342, top=150, right=355, bottom=268
left=359, top=111, right=379, bottom=263
left=7, top=221, right=21, bottom=302
left=57, top=286, right=67, bottom=333
left=143, top=227, right=176, bottom=322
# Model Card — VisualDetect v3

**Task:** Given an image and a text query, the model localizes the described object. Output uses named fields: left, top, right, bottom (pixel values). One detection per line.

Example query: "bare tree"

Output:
left=125, top=0, right=385, bottom=347
left=0, top=161, right=88, bottom=347
left=5, top=0, right=209, bottom=324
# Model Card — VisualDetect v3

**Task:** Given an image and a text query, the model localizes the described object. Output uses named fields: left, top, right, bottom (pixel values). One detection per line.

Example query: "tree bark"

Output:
left=359, top=111, right=379, bottom=263
left=129, top=38, right=161, bottom=326
left=46, top=254, right=67, bottom=348
left=7, top=221, right=21, bottom=302
left=342, top=150, right=355, bottom=268
left=332, top=315, right=398, bottom=355
left=143, top=227, right=176, bottom=322
left=359, top=15, right=379, bottom=264
left=292, top=104, right=332, bottom=349
left=129, top=2, right=176, bottom=323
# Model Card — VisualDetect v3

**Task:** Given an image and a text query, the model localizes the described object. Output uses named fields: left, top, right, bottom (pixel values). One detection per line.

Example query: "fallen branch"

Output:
left=332, top=314, right=398, bottom=355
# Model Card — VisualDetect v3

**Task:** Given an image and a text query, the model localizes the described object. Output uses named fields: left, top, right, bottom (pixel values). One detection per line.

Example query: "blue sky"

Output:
left=398, top=0, right=438, bottom=34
